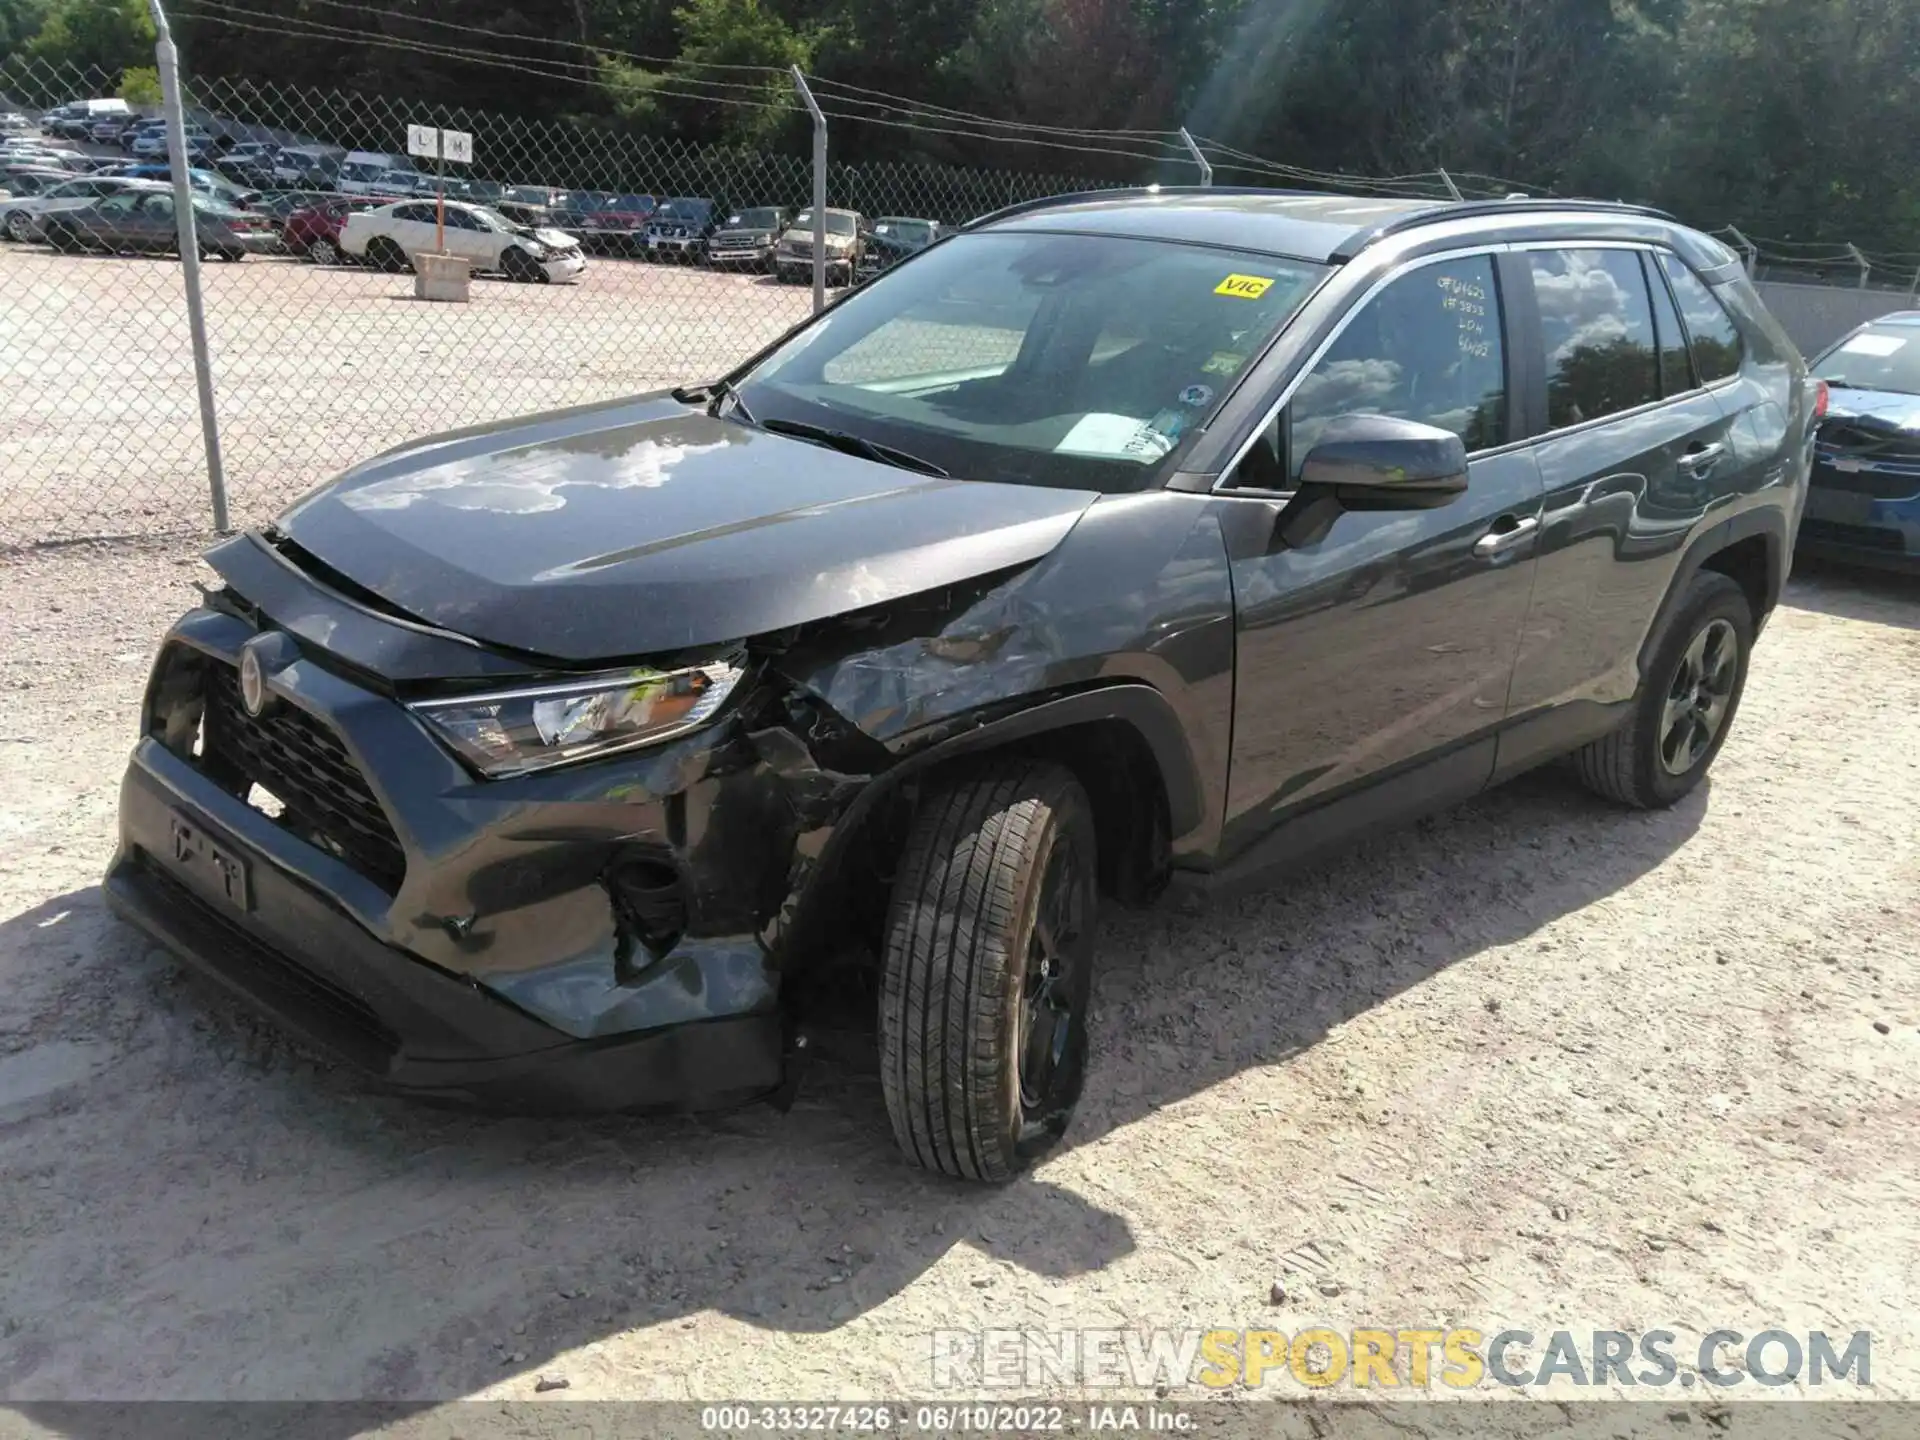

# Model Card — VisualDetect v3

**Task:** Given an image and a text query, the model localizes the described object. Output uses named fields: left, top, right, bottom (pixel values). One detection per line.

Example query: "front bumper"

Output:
left=646, top=234, right=703, bottom=257
left=707, top=243, right=773, bottom=267
left=539, top=250, right=586, bottom=283
left=105, top=602, right=809, bottom=1113
left=1797, top=479, right=1920, bottom=573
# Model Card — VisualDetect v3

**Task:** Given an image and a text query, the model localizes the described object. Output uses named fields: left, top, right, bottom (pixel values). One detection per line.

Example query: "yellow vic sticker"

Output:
left=1203, top=351, right=1246, bottom=376
left=1215, top=273, right=1274, bottom=299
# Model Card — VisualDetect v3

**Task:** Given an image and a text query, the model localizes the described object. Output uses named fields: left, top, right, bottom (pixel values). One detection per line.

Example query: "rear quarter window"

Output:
left=1658, top=252, right=1744, bottom=383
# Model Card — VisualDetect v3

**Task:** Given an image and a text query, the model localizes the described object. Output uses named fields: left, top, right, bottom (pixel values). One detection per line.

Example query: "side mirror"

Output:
left=1297, top=413, right=1468, bottom=509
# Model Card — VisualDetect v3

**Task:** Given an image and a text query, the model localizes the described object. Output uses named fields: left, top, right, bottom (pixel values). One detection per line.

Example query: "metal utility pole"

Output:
left=149, top=0, right=228, bottom=530
left=792, top=67, right=827, bottom=314
left=1179, top=128, right=1211, bottom=186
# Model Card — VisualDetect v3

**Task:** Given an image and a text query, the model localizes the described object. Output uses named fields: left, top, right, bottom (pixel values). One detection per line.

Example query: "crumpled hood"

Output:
left=1824, top=387, right=1920, bottom=433
left=274, top=395, right=1098, bottom=663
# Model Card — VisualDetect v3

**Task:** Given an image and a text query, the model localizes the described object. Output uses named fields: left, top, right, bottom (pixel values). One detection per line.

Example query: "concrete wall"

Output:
left=1752, top=280, right=1916, bottom=358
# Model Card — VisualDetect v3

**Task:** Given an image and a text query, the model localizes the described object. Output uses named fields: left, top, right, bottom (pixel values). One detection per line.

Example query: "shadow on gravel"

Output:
left=0, top=767, right=1703, bottom=1411
left=1783, top=557, right=1920, bottom=628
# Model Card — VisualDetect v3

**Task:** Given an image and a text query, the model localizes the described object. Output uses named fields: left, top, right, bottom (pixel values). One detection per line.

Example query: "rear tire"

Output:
left=307, top=237, right=339, bottom=266
left=1571, top=569, right=1753, bottom=808
left=879, top=759, right=1098, bottom=1183
left=368, top=236, right=408, bottom=273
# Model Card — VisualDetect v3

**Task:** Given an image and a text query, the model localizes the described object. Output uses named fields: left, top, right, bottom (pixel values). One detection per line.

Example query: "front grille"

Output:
left=1815, top=421, right=1920, bottom=499
left=1799, top=517, right=1906, bottom=551
left=202, top=662, right=408, bottom=891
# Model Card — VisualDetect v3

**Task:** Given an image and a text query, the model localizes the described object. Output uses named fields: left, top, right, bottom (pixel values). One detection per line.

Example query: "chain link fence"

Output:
left=0, top=57, right=1119, bottom=545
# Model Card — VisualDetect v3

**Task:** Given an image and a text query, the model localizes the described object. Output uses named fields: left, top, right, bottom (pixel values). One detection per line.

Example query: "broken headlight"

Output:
left=408, top=660, right=744, bottom=778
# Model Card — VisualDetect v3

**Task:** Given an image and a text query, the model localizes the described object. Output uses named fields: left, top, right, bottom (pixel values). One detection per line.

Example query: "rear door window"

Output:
left=1528, top=249, right=1660, bottom=428
left=1657, top=253, right=1744, bottom=384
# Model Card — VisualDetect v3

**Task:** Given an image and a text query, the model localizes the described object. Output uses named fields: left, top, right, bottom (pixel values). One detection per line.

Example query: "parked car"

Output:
left=272, top=145, right=342, bottom=187
left=115, top=164, right=259, bottom=209
left=1796, top=311, right=1920, bottom=572
left=284, top=195, right=370, bottom=265
left=130, top=125, right=195, bottom=159
left=340, top=198, right=585, bottom=282
left=213, top=142, right=282, bottom=188
left=120, top=118, right=167, bottom=152
left=40, top=188, right=274, bottom=260
left=707, top=205, right=794, bottom=271
left=0, top=166, right=76, bottom=207
left=2, top=175, right=165, bottom=243
left=643, top=195, right=719, bottom=261
left=2, top=143, right=89, bottom=172
left=101, top=190, right=1812, bottom=1178
left=90, top=113, right=141, bottom=145
left=775, top=207, right=868, bottom=284
left=545, top=191, right=653, bottom=254
left=857, top=215, right=945, bottom=277
left=42, top=99, right=126, bottom=139
left=0, top=111, right=32, bottom=135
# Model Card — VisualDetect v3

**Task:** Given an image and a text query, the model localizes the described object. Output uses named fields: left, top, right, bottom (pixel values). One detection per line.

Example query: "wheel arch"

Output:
left=1638, top=503, right=1789, bottom=676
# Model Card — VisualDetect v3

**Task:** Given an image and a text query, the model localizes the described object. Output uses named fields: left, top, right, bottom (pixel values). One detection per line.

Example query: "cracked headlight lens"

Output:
left=409, top=660, right=744, bottom=778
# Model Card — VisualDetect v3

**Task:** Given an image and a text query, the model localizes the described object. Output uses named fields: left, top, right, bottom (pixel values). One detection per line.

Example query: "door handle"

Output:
left=1678, top=441, right=1726, bottom=476
left=1472, top=514, right=1539, bottom=559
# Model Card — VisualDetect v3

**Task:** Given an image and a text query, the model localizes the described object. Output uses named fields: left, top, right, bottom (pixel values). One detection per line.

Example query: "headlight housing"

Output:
left=408, top=660, right=744, bottom=778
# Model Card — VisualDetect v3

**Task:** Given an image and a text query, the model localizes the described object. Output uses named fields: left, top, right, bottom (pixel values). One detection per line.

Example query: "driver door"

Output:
left=1219, top=249, right=1546, bottom=861
left=439, top=204, right=498, bottom=266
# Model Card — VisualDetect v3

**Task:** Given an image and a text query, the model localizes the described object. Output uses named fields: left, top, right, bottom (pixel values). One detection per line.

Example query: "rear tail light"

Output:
left=1813, top=378, right=1830, bottom=421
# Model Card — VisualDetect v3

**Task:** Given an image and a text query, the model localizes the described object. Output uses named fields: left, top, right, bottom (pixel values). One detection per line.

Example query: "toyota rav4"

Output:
left=108, top=191, right=1815, bottom=1181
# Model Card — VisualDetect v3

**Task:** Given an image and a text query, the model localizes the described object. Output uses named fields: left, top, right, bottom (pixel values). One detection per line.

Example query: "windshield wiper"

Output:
left=758, top=416, right=948, bottom=477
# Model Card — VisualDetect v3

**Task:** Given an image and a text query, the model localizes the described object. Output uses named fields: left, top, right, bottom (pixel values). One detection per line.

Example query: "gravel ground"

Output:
left=0, top=540, right=1915, bottom=1415
left=0, top=248, right=817, bottom=544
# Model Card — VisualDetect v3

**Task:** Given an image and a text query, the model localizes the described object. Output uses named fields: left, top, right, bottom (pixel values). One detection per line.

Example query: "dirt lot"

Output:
left=0, top=247, right=817, bottom=544
left=0, top=538, right=1914, bottom=1415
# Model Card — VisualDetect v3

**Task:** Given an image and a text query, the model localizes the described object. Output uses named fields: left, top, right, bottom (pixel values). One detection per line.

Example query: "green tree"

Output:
left=25, top=0, right=154, bottom=72
left=118, top=62, right=160, bottom=106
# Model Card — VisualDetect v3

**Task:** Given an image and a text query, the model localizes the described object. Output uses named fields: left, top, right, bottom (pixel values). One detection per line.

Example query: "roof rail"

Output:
left=1327, top=197, right=1677, bottom=261
left=965, top=185, right=1323, bottom=231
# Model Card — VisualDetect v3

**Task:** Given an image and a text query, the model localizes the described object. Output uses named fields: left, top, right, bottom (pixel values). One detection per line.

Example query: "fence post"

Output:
left=147, top=0, right=229, bottom=532
left=1725, top=225, right=1758, bottom=279
left=1179, top=128, right=1212, bottom=187
left=1845, top=243, right=1871, bottom=291
left=792, top=67, right=827, bottom=314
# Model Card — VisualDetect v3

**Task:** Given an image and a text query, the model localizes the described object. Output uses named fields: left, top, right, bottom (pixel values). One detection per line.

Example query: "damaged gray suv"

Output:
left=109, top=190, right=1814, bottom=1181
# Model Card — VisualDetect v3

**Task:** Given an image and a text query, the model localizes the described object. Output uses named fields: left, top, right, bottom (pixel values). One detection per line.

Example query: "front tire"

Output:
left=501, top=246, right=541, bottom=283
left=1571, top=570, right=1753, bottom=808
left=4, top=210, right=31, bottom=243
left=879, top=759, right=1098, bottom=1182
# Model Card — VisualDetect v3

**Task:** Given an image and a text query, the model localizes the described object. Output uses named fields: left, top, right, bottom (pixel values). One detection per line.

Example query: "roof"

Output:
left=971, top=188, right=1677, bottom=264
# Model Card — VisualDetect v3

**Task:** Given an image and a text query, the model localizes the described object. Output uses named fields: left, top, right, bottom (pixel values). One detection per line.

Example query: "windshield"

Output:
left=738, top=231, right=1324, bottom=492
left=728, top=207, right=784, bottom=229
left=464, top=205, right=517, bottom=232
left=505, top=186, right=551, bottom=204
left=1814, top=324, right=1920, bottom=397
left=794, top=210, right=857, bottom=236
left=877, top=220, right=933, bottom=242
left=656, top=198, right=711, bottom=221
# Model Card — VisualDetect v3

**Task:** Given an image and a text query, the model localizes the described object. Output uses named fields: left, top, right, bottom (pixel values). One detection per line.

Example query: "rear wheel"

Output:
left=367, top=235, right=408, bottom=273
left=1571, top=569, right=1753, bottom=808
left=307, top=236, right=339, bottom=266
left=879, top=759, right=1098, bottom=1182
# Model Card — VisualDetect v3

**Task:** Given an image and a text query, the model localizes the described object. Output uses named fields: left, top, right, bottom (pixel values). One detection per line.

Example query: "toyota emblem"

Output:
left=238, top=640, right=273, bottom=718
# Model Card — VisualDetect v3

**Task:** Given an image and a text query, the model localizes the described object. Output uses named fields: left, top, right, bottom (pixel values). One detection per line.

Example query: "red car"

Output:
left=284, top=196, right=372, bottom=264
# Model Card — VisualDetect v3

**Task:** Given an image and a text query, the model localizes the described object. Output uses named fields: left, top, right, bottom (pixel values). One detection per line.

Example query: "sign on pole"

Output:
left=404, top=125, right=474, bottom=252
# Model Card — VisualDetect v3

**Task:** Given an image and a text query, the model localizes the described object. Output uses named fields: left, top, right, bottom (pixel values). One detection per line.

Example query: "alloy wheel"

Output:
left=1016, top=837, right=1087, bottom=1131
left=1659, top=617, right=1738, bottom=775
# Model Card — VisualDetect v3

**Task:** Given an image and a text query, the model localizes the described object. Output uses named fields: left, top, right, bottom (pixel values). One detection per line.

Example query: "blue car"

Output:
left=1800, top=311, right=1920, bottom=572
